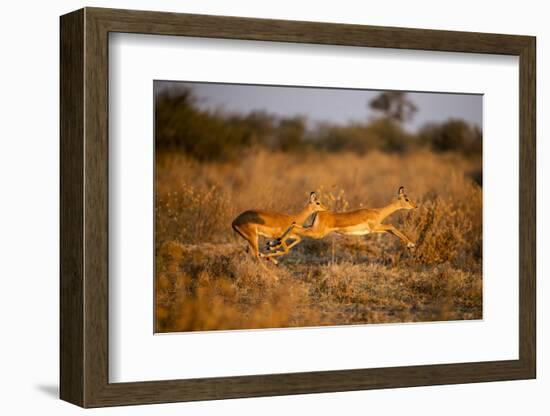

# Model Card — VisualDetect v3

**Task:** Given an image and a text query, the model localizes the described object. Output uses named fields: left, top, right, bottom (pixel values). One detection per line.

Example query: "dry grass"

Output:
left=155, top=150, right=482, bottom=332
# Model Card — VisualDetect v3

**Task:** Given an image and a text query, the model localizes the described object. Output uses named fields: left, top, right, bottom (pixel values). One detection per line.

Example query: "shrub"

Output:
left=419, top=119, right=482, bottom=156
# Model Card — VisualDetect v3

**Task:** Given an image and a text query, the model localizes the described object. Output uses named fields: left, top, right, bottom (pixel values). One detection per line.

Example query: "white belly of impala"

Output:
left=346, top=230, right=371, bottom=236
left=340, top=226, right=371, bottom=236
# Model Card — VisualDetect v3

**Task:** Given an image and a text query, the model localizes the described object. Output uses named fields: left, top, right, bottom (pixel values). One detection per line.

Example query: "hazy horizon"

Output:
left=155, top=80, right=482, bottom=132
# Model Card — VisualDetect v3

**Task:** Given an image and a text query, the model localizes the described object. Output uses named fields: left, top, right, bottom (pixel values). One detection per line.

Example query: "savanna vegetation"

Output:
left=155, top=86, right=482, bottom=332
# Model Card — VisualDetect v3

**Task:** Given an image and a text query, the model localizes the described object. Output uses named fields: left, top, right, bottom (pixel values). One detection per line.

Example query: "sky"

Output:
left=155, top=80, right=482, bottom=132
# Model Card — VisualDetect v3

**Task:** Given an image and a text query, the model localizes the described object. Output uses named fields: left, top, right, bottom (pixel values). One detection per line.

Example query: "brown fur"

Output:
left=231, top=192, right=328, bottom=264
left=266, top=187, right=418, bottom=259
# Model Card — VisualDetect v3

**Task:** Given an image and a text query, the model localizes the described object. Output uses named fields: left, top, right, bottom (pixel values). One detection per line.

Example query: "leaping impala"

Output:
left=231, top=192, right=328, bottom=263
left=265, top=186, right=418, bottom=259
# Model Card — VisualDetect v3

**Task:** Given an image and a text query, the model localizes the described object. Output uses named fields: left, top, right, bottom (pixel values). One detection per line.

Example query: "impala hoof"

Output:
left=266, top=240, right=280, bottom=249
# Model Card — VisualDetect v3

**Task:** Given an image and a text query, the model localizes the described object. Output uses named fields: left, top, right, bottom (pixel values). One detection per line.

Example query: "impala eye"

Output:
left=316, top=202, right=321, bottom=205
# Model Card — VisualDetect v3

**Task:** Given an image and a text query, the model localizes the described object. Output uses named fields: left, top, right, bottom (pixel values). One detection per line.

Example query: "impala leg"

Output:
left=233, top=224, right=277, bottom=265
left=266, top=237, right=288, bottom=251
left=283, top=237, right=302, bottom=253
left=263, top=236, right=302, bottom=259
left=267, top=221, right=311, bottom=250
left=373, top=224, right=415, bottom=248
left=266, top=223, right=298, bottom=249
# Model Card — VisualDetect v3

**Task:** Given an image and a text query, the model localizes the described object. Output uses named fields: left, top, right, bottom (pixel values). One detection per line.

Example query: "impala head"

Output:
left=397, top=186, right=417, bottom=209
left=308, top=191, right=329, bottom=212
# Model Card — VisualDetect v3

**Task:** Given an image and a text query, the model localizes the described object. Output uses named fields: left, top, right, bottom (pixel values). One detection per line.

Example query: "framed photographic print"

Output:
left=60, top=7, right=536, bottom=408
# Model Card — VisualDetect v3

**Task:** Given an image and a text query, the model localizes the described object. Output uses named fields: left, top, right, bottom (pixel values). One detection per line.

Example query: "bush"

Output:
left=366, top=117, right=413, bottom=153
left=419, top=119, right=482, bottom=155
left=313, top=117, right=412, bottom=155
left=155, top=88, right=271, bottom=161
left=401, top=182, right=482, bottom=269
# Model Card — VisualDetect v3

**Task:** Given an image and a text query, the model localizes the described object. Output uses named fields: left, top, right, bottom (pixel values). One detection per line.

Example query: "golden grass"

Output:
left=155, top=150, right=482, bottom=332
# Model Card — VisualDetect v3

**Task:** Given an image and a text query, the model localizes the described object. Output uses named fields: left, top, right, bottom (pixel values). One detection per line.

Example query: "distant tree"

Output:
left=369, top=91, right=418, bottom=123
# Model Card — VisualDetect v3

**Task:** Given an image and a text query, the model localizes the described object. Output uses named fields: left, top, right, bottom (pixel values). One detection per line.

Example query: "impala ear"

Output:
left=398, top=186, right=405, bottom=197
left=309, top=191, right=318, bottom=203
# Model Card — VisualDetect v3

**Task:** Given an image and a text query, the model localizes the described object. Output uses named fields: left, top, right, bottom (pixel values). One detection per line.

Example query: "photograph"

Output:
left=154, top=80, right=483, bottom=333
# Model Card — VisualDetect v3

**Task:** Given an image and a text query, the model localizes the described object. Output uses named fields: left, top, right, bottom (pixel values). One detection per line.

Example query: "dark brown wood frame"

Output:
left=60, top=7, right=536, bottom=408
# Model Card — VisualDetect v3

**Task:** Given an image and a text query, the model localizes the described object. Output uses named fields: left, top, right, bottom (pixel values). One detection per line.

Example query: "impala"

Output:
left=265, top=186, right=417, bottom=259
left=231, top=192, right=328, bottom=263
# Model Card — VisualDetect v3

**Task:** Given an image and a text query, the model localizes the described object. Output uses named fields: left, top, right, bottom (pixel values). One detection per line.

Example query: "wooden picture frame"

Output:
left=60, top=7, right=536, bottom=408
